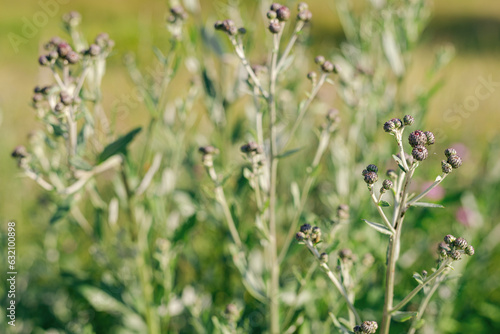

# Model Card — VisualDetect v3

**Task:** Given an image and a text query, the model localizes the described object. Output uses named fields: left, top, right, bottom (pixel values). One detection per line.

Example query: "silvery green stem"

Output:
left=276, top=20, right=305, bottom=72
left=370, top=188, right=396, bottom=233
left=22, top=169, right=54, bottom=191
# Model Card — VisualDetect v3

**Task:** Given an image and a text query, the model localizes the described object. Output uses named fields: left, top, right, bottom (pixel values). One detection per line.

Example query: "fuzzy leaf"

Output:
left=362, top=219, right=393, bottom=236
left=392, top=311, right=418, bottom=322
left=378, top=200, right=391, bottom=207
left=413, top=272, right=423, bottom=284
left=97, top=127, right=141, bottom=163
left=411, top=202, right=444, bottom=208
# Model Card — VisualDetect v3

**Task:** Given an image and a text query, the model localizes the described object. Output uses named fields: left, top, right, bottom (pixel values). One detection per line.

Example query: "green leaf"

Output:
left=413, top=272, right=423, bottom=284
left=97, top=127, right=142, bottom=163
left=378, top=200, right=391, bottom=207
left=362, top=219, right=393, bottom=236
left=172, top=214, right=197, bottom=244
left=411, top=202, right=444, bottom=208
left=152, top=46, right=166, bottom=64
left=276, top=147, right=303, bottom=159
left=392, top=311, right=418, bottom=322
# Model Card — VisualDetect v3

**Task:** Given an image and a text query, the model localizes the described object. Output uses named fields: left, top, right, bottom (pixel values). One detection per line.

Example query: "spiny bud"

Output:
left=444, top=234, right=456, bottom=245
left=32, top=93, right=44, bottom=104
left=412, top=145, right=428, bottom=161
left=454, top=237, right=468, bottom=250
left=465, top=245, right=475, bottom=256
left=425, top=131, right=435, bottom=145
left=86, top=44, right=101, bottom=57
left=276, top=6, right=290, bottom=21
left=444, top=148, right=457, bottom=158
left=321, top=61, right=334, bottom=73
left=295, top=231, right=306, bottom=241
left=382, top=179, right=393, bottom=190
left=314, top=55, right=325, bottom=65
left=366, top=164, right=378, bottom=173
left=268, top=19, right=282, bottom=34
left=66, top=51, right=80, bottom=64
left=360, top=321, right=378, bottom=334
left=319, top=252, right=328, bottom=264
left=300, top=223, right=312, bottom=235
left=57, top=42, right=72, bottom=57
left=266, top=11, right=277, bottom=20
left=297, top=10, right=312, bottom=22
left=270, top=3, right=282, bottom=11
left=403, top=114, right=414, bottom=126
left=391, top=118, right=403, bottom=129
left=447, top=154, right=462, bottom=169
left=408, top=130, right=427, bottom=147
left=450, top=250, right=461, bottom=261
left=383, top=120, right=395, bottom=133
left=439, top=248, right=448, bottom=258
left=441, top=160, right=453, bottom=174
left=364, top=171, right=378, bottom=185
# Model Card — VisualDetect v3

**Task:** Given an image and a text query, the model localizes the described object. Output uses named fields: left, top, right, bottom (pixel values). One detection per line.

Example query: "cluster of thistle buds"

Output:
left=199, top=145, right=219, bottom=168
left=441, top=148, right=462, bottom=173
left=361, top=164, right=394, bottom=194
left=214, top=19, right=245, bottom=36
left=438, top=235, right=474, bottom=261
left=296, top=223, right=322, bottom=244
left=240, top=141, right=265, bottom=166
left=263, top=2, right=311, bottom=34
left=323, top=108, right=341, bottom=132
left=312, top=55, right=338, bottom=74
left=353, top=320, right=378, bottom=334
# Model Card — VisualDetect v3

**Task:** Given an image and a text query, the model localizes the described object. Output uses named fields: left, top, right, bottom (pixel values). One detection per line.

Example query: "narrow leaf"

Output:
left=362, top=219, right=393, bottom=236
left=378, top=200, right=391, bottom=207
left=97, top=127, right=142, bottom=163
left=172, top=214, right=197, bottom=244
left=392, top=311, right=418, bottom=322
left=50, top=200, right=72, bottom=224
left=411, top=202, right=444, bottom=208
left=276, top=147, right=303, bottom=159
left=413, top=273, right=423, bottom=284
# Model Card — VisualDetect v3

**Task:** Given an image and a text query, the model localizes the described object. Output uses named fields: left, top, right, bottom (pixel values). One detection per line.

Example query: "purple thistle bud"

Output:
left=454, top=237, right=468, bottom=250
left=295, top=231, right=306, bottom=241
left=86, top=44, right=101, bottom=57
left=38, top=55, right=50, bottom=66
left=382, top=179, right=393, bottom=190
left=57, top=42, right=72, bottom=57
left=465, top=245, right=475, bottom=256
left=450, top=250, right=461, bottom=261
left=11, top=146, right=28, bottom=159
left=268, top=19, right=282, bottom=34
left=391, top=118, right=403, bottom=129
left=441, top=160, right=453, bottom=174
left=319, top=252, right=328, bottom=263
left=425, top=131, right=435, bottom=145
left=360, top=321, right=378, bottom=334
left=366, top=164, right=378, bottom=173
left=444, top=234, right=456, bottom=245
left=444, top=148, right=457, bottom=158
left=364, top=171, right=378, bottom=185
left=321, top=61, right=334, bottom=73
left=447, top=154, right=462, bottom=169
left=66, top=51, right=80, bottom=64
left=60, top=92, right=73, bottom=106
left=276, top=6, right=290, bottom=21
left=412, top=145, right=428, bottom=161
left=199, top=145, right=219, bottom=155
left=383, top=120, right=395, bottom=133
left=32, top=93, right=44, bottom=104
left=314, top=55, right=325, bottom=65
left=270, top=3, right=282, bottom=11
left=300, top=223, right=312, bottom=235
left=240, top=141, right=261, bottom=154
left=403, top=114, right=414, bottom=126
left=408, top=130, right=427, bottom=147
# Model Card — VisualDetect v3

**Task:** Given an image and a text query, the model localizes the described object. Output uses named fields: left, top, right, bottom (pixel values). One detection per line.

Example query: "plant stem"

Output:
left=276, top=21, right=305, bottom=72
left=268, top=31, right=280, bottom=334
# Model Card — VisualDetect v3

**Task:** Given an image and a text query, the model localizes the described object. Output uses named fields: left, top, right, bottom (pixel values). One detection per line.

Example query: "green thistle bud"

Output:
left=382, top=179, right=393, bottom=190
left=408, top=130, right=427, bottom=147
left=364, top=171, right=378, bottom=185
left=403, top=114, right=414, bottom=126
left=444, top=148, right=457, bottom=158
left=412, top=145, right=428, bottom=161
left=366, top=164, right=378, bottom=173
left=465, top=245, right=475, bottom=256
left=319, top=252, right=328, bottom=264
left=447, top=154, right=462, bottom=169
left=383, top=120, right=395, bottom=133
left=450, top=250, right=461, bottom=261
left=441, top=160, right=453, bottom=174
left=360, top=321, right=378, bottom=334
left=444, top=234, right=456, bottom=245
left=454, top=237, right=468, bottom=250
left=425, top=131, right=435, bottom=145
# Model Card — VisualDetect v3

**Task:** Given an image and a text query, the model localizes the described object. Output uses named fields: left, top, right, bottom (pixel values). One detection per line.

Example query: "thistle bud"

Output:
left=54, top=102, right=64, bottom=112
left=319, top=252, right=328, bottom=264
left=441, top=160, right=453, bottom=174
left=366, top=164, right=378, bottom=173
left=311, top=226, right=321, bottom=244
left=66, top=51, right=80, bottom=64
left=268, top=19, right=282, bottom=34
left=408, top=130, right=427, bottom=147
left=383, top=120, right=395, bottom=133
left=60, top=92, right=73, bottom=106
left=11, top=146, right=28, bottom=159
left=403, top=114, right=414, bottom=126
left=297, top=10, right=312, bottom=22
left=465, top=245, right=475, bottom=256
left=266, top=10, right=277, bottom=20
left=86, top=44, right=101, bottom=57
left=238, top=27, right=247, bottom=35
left=38, top=55, right=50, bottom=66
left=32, top=93, right=44, bottom=104
left=360, top=321, right=378, bottom=334
left=57, top=42, right=72, bottom=57
left=307, top=71, right=317, bottom=81
left=364, top=171, right=378, bottom=185
left=295, top=231, right=306, bottom=241
left=444, top=234, right=456, bottom=245
left=382, top=179, right=393, bottom=190
left=447, top=154, right=462, bottom=169
left=338, top=248, right=353, bottom=261
left=270, top=3, right=282, bottom=11
left=199, top=145, right=219, bottom=155
left=321, top=61, right=334, bottom=73
left=450, top=250, right=461, bottom=261
left=391, top=118, right=403, bottom=129
left=240, top=141, right=261, bottom=154
left=425, top=131, right=435, bottom=145
left=62, top=11, right=81, bottom=28
left=276, top=6, right=290, bottom=21
left=444, top=148, right=457, bottom=158
left=300, top=223, right=312, bottom=235
left=454, top=237, right=468, bottom=250
left=214, top=20, right=224, bottom=30
left=297, top=2, right=308, bottom=11
left=412, top=145, right=428, bottom=161
left=314, top=55, right=325, bottom=65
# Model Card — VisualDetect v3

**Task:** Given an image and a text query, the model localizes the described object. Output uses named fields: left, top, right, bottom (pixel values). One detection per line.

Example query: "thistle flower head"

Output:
left=403, top=114, right=414, bottom=126
left=447, top=154, right=462, bottom=169
left=360, top=321, right=378, bottom=334
left=425, top=131, right=435, bottom=145
left=444, top=234, right=456, bottom=245
left=450, top=249, right=462, bottom=261
left=454, top=237, right=468, bottom=250
left=300, top=223, right=312, bottom=235
left=408, top=130, right=427, bottom=147
left=444, top=148, right=457, bottom=158
left=391, top=118, right=403, bottom=129
left=364, top=171, right=378, bottom=185
left=276, top=6, right=290, bottom=21
left=412, top=145, right=428, bottom=161
left=268, top=19, right=282, bottom=34
left=383, top=120, right=395, bottom=133
left=382, top=179, right=393, bottom=190
left=441, top=160, right=453, bottom=174
left=465, top=245, right=475, bottom=256
left=366, top=164, right=378, bottom=173
left=321, top=61, right=334, bottom=73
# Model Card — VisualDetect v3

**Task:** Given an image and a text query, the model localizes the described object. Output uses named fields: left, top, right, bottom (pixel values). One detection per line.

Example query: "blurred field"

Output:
left=1, top=0, right=499, bottom=332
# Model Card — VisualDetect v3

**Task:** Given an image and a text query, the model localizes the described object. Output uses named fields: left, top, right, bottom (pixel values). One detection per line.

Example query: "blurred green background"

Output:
left=1, top=0, right=500, bottom=332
